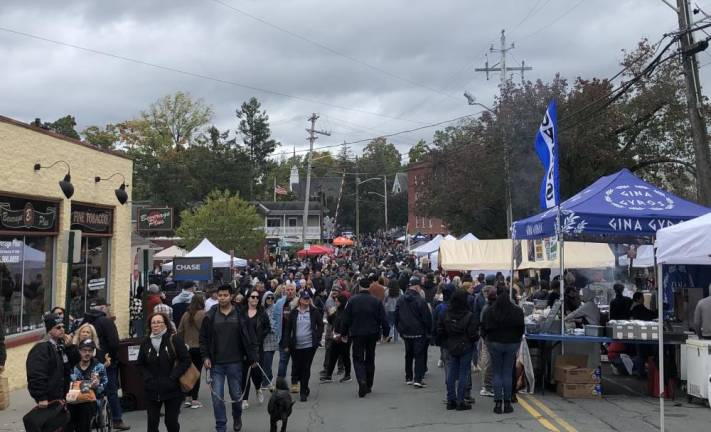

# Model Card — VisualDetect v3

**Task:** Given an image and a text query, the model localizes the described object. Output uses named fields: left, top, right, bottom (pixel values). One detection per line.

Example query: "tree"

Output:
left=44, top=115, right=80, bottom=140
left=82, top=124, right=119, bottom=150
left=408, top=139, right=430, bottom=164
left=176, top=189, right=265, bottom=257
left=236, top=97, right=279, bottom=199
left=143, top=91, right=213, bottom=150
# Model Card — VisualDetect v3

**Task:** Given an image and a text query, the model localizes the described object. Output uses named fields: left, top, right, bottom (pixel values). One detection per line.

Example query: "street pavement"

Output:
left=2, top=342, right=711, bottom=431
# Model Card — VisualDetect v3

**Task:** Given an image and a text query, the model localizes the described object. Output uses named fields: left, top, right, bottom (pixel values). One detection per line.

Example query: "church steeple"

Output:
left=289, top=146, right=299, bottom=191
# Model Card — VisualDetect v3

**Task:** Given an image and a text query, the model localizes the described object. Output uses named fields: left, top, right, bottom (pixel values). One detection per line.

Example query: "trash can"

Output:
left=118, top=337, right=146, bottom=411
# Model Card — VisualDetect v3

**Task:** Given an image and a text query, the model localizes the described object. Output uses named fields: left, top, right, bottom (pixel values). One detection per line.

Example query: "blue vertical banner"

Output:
left=534, top=100, right=559, bottom=209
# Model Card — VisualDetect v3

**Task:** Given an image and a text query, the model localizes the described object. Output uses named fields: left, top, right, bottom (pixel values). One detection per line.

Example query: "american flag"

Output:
left=274, top=185, right=288, bottom=196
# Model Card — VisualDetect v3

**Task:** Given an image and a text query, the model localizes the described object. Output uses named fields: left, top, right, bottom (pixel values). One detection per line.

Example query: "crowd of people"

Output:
left=22, top=234, right=537, bottom=432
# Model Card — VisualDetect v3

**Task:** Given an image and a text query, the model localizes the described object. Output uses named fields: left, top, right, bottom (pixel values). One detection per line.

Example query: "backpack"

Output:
left=444, top=311, right=473, bottom=357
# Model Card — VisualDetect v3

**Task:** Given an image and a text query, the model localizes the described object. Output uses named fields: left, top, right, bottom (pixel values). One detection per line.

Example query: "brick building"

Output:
left=405, top=160, right=448, bottom=235
left=0, top=116, right=133, bottom=390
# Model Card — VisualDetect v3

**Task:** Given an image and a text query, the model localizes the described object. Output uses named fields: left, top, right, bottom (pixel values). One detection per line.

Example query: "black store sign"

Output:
left=71, top=204, right=113, bottom=235
left=0, top=195, right=58, bottom=234
left=173, top=257, right=213, bottom=281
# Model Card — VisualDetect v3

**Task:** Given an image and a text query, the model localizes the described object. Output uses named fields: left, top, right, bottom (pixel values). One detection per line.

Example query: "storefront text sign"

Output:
left=137, top=207, right=174, bottom=231
left=173, top=256, right=212, bottom=281
left=71, top=204, right=113, bottom=234
left=0, top=197, right=58, bottom=233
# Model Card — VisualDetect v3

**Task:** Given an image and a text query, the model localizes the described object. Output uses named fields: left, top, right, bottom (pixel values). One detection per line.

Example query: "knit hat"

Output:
left=44, top=313, right=63, bottom=332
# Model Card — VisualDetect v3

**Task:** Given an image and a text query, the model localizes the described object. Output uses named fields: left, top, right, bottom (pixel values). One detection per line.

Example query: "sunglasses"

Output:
left=249, top=295, right=259, bottom=299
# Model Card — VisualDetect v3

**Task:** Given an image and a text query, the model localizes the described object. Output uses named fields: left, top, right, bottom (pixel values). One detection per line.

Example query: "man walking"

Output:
left=274, top=283, right=298, bottom=392
left=342, top=278, right=389, bottom=398
left=395, top=276, right=432, bottom=388
left=200, top=285, right=258, bottom=432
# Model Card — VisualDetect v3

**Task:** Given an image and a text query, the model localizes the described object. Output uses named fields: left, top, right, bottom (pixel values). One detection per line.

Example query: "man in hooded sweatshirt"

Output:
left=394, top=276, right=432, bottom=388
left=172, top=281, right=196, bottom=328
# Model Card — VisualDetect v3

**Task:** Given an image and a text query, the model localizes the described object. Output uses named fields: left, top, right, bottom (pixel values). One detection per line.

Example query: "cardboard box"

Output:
left=554, top=355, right=600, bottom=384
left=557, top=383, right=602, bottom=398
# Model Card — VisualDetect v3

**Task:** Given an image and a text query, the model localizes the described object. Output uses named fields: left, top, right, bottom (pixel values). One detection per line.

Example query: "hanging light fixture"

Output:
left=94, top=173, right=129, bottom=205
left=34, top=161, right=74, bottom=199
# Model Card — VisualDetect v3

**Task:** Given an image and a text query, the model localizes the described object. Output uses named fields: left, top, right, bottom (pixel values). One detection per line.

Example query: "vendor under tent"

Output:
left=296, top=244, right=334, bottom=257
left=656, top=212, right=711, bottom=265
left=513, top=168, right=711, bottom=431
left=162, top=238, right=247, bottom=271
left=153, top=245, right=187, bottom=261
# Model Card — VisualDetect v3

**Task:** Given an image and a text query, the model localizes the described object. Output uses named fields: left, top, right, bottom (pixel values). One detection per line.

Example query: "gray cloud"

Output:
left=1, top=0, right=707, bottom=161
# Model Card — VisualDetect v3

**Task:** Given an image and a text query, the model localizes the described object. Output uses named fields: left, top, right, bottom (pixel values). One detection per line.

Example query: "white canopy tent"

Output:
left=519, top=241, right=616, bottom=269
left=153, top=245, right=187, bottom=260
left=439, top=239, right=512, bottom=271
left=618, top=245, right=655, bottom=268
left=162, top=238, right=247, bottom=271
left=412, top=234, right=456, bottom=257
left=656, top=212, right=711, bottom=265
left=459, top=233, right=478, bottom=241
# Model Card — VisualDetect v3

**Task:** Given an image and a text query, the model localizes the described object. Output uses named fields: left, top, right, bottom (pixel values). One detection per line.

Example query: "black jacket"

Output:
left=437, top=309, right=479, bottom=356
left=283, top=305, right=324, bottom=351
left=199, top=305, right=258, bottom=365
left=610, top=295, right=633, bottom=320
left=481, top=303, right=525, bottom=344
left=243, top=306, right=272, bottom=347
left=631, top=303, right=657, bottom=321
left=394, top=289, right=432, bottom=337
left=82, top=310, right=120, bottom=363
left=136, top=333, right=191, bottom=401
left=26, top=339, right=80, bottom=402
left=342, top=290, right=389, bottom=338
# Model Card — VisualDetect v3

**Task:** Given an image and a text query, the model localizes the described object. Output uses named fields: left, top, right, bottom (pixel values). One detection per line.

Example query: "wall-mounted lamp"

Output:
left=94, top=173, right=129, bottom=205
left=34, top=160, right=74, bottom=199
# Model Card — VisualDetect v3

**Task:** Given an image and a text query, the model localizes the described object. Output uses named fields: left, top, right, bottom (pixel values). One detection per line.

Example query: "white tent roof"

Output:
left=519, top=240, right=615, bottom=269
left=154, top=245, right=187, bottom=260
left=618, top=245, right=655, bottom=268
left=459, top=233, right=478, bottom=241
left=656, top=212, right=711, bottom=265
left=412, top=234, right=456, bottom=256
left=439, top=239, right=512, bottom=271
left=162, top=238, right=247, bottom=270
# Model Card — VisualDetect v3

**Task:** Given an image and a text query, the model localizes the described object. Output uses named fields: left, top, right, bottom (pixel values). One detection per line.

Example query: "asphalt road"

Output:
left=2, top=342, right=711, bottom=431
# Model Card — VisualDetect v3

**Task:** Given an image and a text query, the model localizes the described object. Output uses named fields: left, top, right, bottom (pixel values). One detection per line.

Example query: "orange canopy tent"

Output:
left=296, top=244, right=334, bottom=257
left=332, top=236, right=354, bottom=246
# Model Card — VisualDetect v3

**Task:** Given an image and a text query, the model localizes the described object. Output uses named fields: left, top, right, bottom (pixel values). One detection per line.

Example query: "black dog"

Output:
left=268, top=377, right=295, bottom=432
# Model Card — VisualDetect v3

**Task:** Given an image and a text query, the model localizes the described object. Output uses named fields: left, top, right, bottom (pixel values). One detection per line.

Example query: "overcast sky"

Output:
left=2, top=0, right=710, bottom=162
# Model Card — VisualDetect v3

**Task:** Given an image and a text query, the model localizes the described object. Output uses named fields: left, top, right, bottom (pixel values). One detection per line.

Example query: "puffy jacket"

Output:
left=394, top=289, right=432, bottom=338
left=283, top=305, right=324, bottom=351
left=81, top=310, right=120, bottom=363
left=436, top=309, right=479, bottom=356
left=26, top=339, right=79, bottom=402
left=341, top=290, right=389, bottom=338
left=136, top=333, right=191, bottom=401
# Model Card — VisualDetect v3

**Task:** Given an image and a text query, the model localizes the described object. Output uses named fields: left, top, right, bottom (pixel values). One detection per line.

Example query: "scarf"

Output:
left=150, top=329, right=167, bottom=352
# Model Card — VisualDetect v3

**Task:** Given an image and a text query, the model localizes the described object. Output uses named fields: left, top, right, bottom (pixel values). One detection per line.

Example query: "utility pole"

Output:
left=474, top=29, right=532, bottom=236
left=355, top=176, right=360, bottom=241
left=302, top=113, right=330, bottom=244
left=383, top=175, right=388, bottom=232
left=675, top=0, right=711, bottom=205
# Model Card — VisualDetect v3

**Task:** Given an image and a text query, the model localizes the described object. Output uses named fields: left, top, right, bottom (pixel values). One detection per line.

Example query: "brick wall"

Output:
left=0, top=118, right=133, bottom=391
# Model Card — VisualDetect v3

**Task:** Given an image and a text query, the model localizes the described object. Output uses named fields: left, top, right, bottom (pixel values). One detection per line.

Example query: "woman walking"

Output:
left=384, top=280, right=401, bottom=343
left=261, top=291, right=278, bottom=389
left=177, top=294, right=206, bottom=409
left=437, top=289, right=479, bottom=411
left=481, top=287, right=524, bottom=414
left=283, top=290, right=323, bottom=401
left=240, top=289, right=271, bottom=409
left=320, top=293, right=352, bottom=383
left=136, top=312, right=191, bottom=432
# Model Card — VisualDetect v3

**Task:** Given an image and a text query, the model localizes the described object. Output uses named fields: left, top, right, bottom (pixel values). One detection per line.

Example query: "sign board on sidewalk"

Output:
left=173, top=256, right=212, bottom=281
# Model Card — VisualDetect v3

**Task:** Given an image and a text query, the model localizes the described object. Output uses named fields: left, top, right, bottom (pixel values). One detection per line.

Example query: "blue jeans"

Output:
left=387, top=311, right=399, bottom=342
left=277, top=348, right=291, bottom=379
left=447, top=349, right=474, bottom=402
left=488, top=341, right=520, bottom=401
left=106, top=364, right=123, bottom=422
left=210, top=362, right=244, bottom=432
left=261, top=350, right=276, bottom=386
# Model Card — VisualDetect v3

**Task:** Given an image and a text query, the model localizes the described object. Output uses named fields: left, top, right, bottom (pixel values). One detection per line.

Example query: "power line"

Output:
left=511, top=0, right=548, bottom=32
left=209, top=0, right=460, bottom=101
left=0, top=26, right=425, bottom=125
left=522, top=0, right=585, bottom=38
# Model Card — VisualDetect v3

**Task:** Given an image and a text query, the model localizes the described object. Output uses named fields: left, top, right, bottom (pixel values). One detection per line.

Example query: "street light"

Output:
left=355, top=176, right=387, bottom=240
left=95, top=173, right=130, bottom=205
left=464, top=91, right=513, bottom=238
left=34, top=160, right=74, bottom=199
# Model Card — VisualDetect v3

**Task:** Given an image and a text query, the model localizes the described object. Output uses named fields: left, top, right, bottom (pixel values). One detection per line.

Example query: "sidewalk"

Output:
left=0, top=389, right=37, bottom=431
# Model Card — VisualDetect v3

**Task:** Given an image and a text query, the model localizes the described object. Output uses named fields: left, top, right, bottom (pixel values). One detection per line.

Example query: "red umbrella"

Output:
left=296, top=244, right=334, bottom=257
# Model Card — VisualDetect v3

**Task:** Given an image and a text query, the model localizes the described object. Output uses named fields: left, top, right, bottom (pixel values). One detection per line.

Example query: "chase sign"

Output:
left=173, top=256, right=212, bottom=281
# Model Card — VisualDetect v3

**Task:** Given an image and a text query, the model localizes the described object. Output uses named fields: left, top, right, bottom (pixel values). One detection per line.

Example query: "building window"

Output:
left=267, top=218, right=281, bottom=227
left=0, top=235, right=54, bottom=335
left=70, top=237, right=110, bottom=318
left=288, top=217, right=298, bottom=227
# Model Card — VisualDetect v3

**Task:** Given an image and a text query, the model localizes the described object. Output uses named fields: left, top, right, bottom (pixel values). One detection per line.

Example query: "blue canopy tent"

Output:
left=513, top=169, right=710, bottom=242
left=512, top=169, right=710, bottom=428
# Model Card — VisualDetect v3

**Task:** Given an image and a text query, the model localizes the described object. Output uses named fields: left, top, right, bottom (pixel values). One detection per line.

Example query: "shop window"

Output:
left=267, top=218, right=281, bottom=227
left=288, top=217, right=298, bottom=227
left=0, top=235, right=54, bottom=335
left=71, top=237, right=110, bottom=318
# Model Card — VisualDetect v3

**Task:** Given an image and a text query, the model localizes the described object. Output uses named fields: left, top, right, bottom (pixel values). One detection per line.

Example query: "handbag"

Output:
left=22, top=400, right=70, bottom=432
left=169, top=335, right=200, bottom=392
